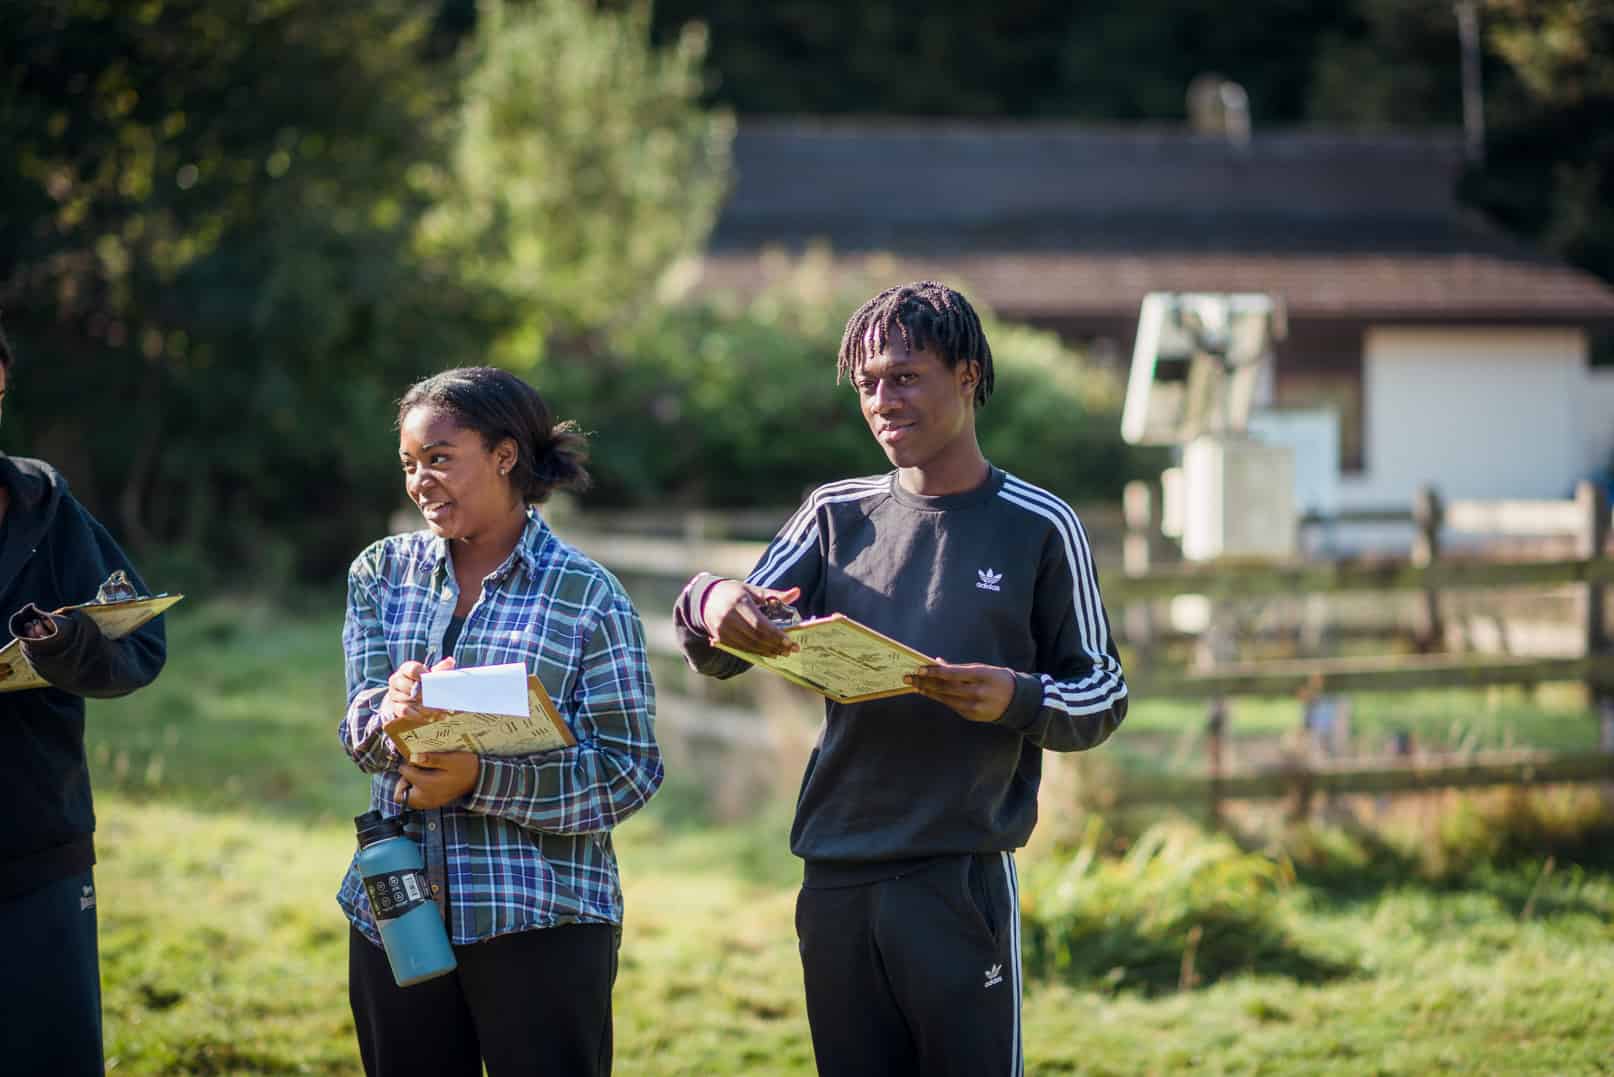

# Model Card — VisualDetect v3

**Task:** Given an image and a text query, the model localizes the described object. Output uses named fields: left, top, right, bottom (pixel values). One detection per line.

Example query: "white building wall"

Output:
left=1577, top=366, right=1614, bottom=479
left=1337, top=326, right=1589, bottom=510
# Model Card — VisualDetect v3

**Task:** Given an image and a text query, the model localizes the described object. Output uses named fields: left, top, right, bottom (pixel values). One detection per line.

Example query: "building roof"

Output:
left=695, top=119, right=1614, bottom=324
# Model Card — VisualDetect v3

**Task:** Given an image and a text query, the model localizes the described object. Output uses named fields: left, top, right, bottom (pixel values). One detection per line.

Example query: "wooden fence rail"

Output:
left=551, top=530, right=764, bottom=581
left=1105, top=555, right=1614, bottom=603
left=560, top=484, right=1614, bottom=812
left=1135, top=652, right=1614, bottom=699
left=1117, top=750, right=1614, bottom=805
left=553, top=535, right=1614, bottom=604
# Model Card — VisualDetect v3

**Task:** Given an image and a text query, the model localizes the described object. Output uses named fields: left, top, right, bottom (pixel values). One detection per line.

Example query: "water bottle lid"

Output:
left=354, top=809, right=405, bottom=847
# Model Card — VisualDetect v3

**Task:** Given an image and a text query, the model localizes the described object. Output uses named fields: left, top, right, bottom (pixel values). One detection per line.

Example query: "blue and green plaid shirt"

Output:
left=336, top=509, right=661, bottom=946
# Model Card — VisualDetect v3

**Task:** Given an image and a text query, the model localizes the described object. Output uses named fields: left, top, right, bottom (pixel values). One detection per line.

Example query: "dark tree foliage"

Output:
left=0, top=0, right=500, bottom=583
left=1464, top=2, right=1614, bottom=288
left=648, top=1, right=1356, bottom=122
left=1304, top=0, right=1614, bottom=288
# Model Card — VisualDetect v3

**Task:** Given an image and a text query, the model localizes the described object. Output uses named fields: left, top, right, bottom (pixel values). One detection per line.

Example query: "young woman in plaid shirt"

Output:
left=337, top=367, right=662, bottom=1077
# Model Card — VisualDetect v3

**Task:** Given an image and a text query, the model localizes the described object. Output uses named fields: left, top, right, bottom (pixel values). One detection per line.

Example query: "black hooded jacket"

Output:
left=0, top=455, right=166, bottom=899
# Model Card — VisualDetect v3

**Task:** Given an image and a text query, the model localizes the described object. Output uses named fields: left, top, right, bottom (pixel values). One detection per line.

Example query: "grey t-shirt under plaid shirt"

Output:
left=338, top=509, right=662, bottom=945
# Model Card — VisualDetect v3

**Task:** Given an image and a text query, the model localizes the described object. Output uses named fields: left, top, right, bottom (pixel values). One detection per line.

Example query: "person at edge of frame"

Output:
left=336, top=366, right=662, bottom=1077
left=672, top=281, right=1128, bottom=1077
left=0, top=313, right=169, bottom=1077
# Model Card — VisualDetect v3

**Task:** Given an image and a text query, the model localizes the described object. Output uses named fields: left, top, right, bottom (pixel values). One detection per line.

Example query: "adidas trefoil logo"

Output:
left=976, top=568, right=1003, bottom=592
left=80, top=884, right=96, bottom=911
left=984, top=963, right=1004, bottom=988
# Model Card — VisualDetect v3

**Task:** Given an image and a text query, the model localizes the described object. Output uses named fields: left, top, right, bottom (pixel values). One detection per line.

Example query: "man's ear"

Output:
left=958, top=359, right=981, bottom=397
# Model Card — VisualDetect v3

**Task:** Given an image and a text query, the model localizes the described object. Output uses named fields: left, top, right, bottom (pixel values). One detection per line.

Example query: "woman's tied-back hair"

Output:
left=398, top=366, right=591, bottom=505
left=836, top=281, right=994, bottom=406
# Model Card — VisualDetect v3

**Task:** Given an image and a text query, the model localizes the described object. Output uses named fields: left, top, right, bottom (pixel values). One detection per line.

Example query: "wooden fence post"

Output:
left=1205, top=697, right=1227, bottom=824
left=1574, top=480, right=1610, bottom=654
left=682, top=510, right=716, bottom=701
left=1122, top=480, right=1155, bottom=671
left=1412, top=485, right=1445, bottom=652
left=1574, top=480, right=1611, bottom=738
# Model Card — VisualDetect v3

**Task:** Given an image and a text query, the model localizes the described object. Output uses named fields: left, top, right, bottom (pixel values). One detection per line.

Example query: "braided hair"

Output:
left=836, top=281, right=994, bottom=406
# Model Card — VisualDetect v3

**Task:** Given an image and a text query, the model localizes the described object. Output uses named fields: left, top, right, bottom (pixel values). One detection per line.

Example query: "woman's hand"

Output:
left=381, top=655, right=457, bottom=726
left=397, top=752, right=480, bottom=809
left=702, top=581, right=802, bottom=658
left=380, top=656, right=477, bottom=808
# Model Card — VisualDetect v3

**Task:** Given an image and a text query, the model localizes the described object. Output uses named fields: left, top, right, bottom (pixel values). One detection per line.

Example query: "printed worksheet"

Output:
left=388, top=666, right=575, bottom=759
left=714, top=613, right=932, bottom=703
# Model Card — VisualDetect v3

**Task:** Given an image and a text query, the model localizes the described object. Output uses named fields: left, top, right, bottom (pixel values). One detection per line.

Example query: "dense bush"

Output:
left=533, top=265, right=1163, bottom=509
left=1276, top=786, right=1614, bottom=888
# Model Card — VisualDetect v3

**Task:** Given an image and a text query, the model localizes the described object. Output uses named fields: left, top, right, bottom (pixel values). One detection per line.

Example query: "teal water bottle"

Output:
left=354, top=811, right=457, bottom=987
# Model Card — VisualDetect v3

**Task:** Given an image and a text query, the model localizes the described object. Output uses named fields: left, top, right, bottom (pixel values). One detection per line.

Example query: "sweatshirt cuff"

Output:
left=677, top=572, right=728, bottom=637
left=10, top=605, right=80, bottom=657
left=996, top=672, right=1047, bottom=733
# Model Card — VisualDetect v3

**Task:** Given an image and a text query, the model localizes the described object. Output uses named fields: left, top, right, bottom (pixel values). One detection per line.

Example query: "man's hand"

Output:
left=701, top=581, right=802, bottom=659
left=381, top=655, right=457, bottom=726
left=397, top=752, right=480, bottom=809
left=905, top=662, right=1016, bottom=724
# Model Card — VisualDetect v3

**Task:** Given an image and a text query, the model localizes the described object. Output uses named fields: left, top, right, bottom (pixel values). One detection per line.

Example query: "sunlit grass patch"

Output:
left=74, top=605, right=1614, bottom=1074
left=96, top=799, right=357, bottom=1075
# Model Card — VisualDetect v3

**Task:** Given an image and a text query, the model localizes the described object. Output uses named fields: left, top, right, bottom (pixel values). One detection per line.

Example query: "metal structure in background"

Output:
left=1122, top=291, right=1295, bottom=563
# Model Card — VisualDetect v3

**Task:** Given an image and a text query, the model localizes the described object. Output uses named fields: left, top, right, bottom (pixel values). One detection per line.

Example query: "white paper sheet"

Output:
left=420, top=662, right=530, bottom=717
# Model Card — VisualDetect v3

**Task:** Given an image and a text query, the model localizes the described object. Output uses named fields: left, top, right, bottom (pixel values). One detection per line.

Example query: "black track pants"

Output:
left=0, top=869, right=103, bottom=1077
left=795, top=852, right=1023, bottom=1077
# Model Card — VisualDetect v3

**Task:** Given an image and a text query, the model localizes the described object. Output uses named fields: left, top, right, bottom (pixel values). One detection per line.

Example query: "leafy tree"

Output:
left=0, top=0, right=481, bottom=581
left=1303, top=0, right=1614, bottom=287
left=1467, top=1, right=1614, bottom=285
left=424, top=0, right=733, bottom=346
left=0, top=0, right=733, bottom=583
left=1306, top=0, right=1468, bottom=127
left=539, top=257, right=1160, bottom=509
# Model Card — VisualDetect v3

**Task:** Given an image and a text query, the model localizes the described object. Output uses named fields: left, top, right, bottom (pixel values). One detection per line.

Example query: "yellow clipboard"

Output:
left=713, top=612, right=933, bottom=704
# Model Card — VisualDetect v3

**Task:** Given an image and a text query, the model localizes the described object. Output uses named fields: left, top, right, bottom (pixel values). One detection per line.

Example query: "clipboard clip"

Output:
left=94, top=571, right=140, bottom=604
left=758, top=596, right=801, bottom=629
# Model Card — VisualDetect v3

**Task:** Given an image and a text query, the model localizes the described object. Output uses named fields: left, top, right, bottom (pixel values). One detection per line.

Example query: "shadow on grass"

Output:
left=1022, top=904, right=1356, bottom=996
left=1018, top=821, right=1361, bottom=997
left=161, top=1038, right=316, bottom=1077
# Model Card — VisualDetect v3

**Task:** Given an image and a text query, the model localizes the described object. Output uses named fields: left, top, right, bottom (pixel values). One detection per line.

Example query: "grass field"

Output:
left=79, top=602, right=1614, bottom=1074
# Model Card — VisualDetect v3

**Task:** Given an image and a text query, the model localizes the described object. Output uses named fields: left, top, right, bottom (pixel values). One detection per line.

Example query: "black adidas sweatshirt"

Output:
left=675, top=467, right=1126, bottom=884
left=0, top=455, right=166, bottom=899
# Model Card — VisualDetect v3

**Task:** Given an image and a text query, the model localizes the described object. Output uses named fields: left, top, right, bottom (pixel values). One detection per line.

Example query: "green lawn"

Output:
left=78, top=603, right=1614, bottom=1075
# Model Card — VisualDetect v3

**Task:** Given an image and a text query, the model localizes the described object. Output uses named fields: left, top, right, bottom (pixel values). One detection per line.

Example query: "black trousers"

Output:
left=796, top=852, right=1024, bottom=1077
left=349, top=922, right=618, bottom=1077
left=0, top=868, right=103, bottom=1077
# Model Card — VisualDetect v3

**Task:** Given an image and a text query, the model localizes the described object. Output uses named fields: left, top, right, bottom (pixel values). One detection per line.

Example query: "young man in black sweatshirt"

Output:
left=0, top=318, right=168, bottom=1076
left=674, top=281, right=1127, bottom=1076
